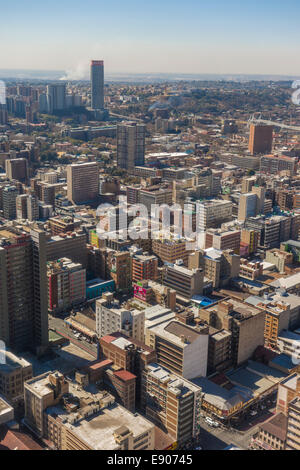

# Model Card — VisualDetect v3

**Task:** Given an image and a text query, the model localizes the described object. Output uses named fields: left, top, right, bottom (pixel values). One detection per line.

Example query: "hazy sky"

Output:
left=1, top=0, right=300, bottom=76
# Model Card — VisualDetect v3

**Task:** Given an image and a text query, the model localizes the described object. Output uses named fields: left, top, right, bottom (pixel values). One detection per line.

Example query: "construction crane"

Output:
left=248, top=113, right=300, bottom=132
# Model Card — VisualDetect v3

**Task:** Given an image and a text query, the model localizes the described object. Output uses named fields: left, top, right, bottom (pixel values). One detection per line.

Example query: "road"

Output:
left=200, top=421, right=258, bottom=450
left=49, top=316, right=98, bottom=358
left=199, top=407, right=276, bottom=450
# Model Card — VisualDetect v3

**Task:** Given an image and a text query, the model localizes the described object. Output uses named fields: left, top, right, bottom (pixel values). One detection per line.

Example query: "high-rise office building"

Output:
left=0, top=103, right=8, bottom=125
left=142, top=364, right=202, bottom=445
left=117, top=123, right=146, bottom=170
left=0, top=227, right=48, bottom=354
left=67, top=162, right=99, bottom=204
left=197, top=199, right=233, bottom=231
left=251, top=185, right=266, bottom=214
left=5, top=158, right=28, bottom=183
left=91, top=60, right=104, bottom=110
left=238, top=193, right=258, bottom=221
left=47, top=258, right=86, bottom=315
left=249, top=124, right=273, bottom=155
left=27, top=194, right=39, bottom=221
left=2, top=185, right=18, bottom=220
left=46, top=83, right=66, bottom=114
left=16, top=194, right=28, bottom=219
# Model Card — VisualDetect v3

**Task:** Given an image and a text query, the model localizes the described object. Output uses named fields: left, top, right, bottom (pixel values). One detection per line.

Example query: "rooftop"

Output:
left=0, top=350, right=31, bottom=374
left=259, top=412, right=287, bottom=442
left=149, top=320, right=203, bottom=348
left=191, top=377, right=244, bottom=411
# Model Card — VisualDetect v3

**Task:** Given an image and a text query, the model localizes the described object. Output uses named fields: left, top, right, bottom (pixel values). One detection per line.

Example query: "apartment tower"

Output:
left=91, top=60, right=104, bottom=110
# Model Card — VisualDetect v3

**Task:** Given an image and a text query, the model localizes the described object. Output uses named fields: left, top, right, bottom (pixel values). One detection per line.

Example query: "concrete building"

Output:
left=286, top=396, right=300, bottom=450
left=24, top=371, right=155, bottom=450
left=246, top=292, right=300, bottom=333
left=189, top=248, right=240, bottom=289
left=270, top=272, right=300, bottom=296
left=0, top=350, right=32, bottom=405
left=260, top=154, right=297, bottom=175
left=16, top=193, right=39, bottom=221
left=91, top=60, right=104, bottom=110
left=99, top=332, right=157, bottom=406
left=197, top=199, right=233, bottom=232
left=48, top=216, right=75, bottom=236
left=46, top=231, right=87, bottom=268
left=277, top=331, right=300, bottom=363
left=47, top=258, right=86, bottom=315
left=191, top=376, right=244, bottom=421
left=132, top=253, right=158, bottom=283
left=5, top=158, right=28, bottom=183
left=152, top=234, right=190, bottom=266
left=207, top=328, right=232, bottom=375
left=133, top=280, right=177, bottom=310
left=145, top=320, right=208, bottom=379
left=241, top=176, right=257, bottom=193
left=0, top=227, right=48, bottom=354
left=239, top=259, right=263, bottom=280
left=2, top=185, right=18, bottom=220
left=96, top=293, right=145, bottom=342
left=265, top=249, right=293, bottom=274
left=117, top=123, right=146, bottom=170
left=16, top=194, right=28, bottom=219
left=142, top=363, right=202, bottom=445
left=162, top=261, right=204, bottom=300
left=67, top=162, right=99, bottom=204
left=139, top=186, right=173, bottom=213
left=245, top=215, right=297, bottom=249
left=201, top=300, right=265, bottom=366
left=249, top=124, right=273, bottom=155
left=205, top=229, right=241, bottom=255
left=241, top=229, right=259, bottom=255
left=144, top=305, right=175, bottom=337
left=238, top=193, right=258, bottom=221
left=46, top=83, right=66, bottom=113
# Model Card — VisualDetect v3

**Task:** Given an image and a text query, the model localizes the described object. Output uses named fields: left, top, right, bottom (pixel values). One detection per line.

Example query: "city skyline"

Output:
left=1, top=0, right=300, bottom=76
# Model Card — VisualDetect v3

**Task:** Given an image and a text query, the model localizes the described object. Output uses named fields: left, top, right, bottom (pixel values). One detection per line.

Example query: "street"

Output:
left=199, top=405, right=276, bottom=450
left=49, top=315, right=98, bottom=358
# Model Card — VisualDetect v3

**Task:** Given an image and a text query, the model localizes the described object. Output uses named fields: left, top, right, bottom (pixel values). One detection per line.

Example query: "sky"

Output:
left=1, top=0, right=300, bottom=77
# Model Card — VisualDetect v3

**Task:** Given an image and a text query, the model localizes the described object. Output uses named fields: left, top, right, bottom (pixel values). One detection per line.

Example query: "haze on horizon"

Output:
left=1, top=0, right=300, bottom=78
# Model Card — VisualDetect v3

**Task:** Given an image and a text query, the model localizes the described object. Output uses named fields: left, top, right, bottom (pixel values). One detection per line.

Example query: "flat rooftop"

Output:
left=149, top=320, right=202, bottom=348
left=0, top=350, right=31, bottom=374
left=146, top=363, right=200, bottom=396
left=49, top=399, right=153, bottom=450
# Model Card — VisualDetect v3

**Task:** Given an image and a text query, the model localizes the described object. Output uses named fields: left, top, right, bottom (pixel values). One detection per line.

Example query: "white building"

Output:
left=96, top=294, right=145, bottom=342
left=197, top=199, right=233, bottom=232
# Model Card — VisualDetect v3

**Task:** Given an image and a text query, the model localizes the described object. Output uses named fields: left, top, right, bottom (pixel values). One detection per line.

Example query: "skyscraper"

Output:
left=238, top=193, right=258, bottom=221
left=0, top=103, right=8, bottom=125
left=46, top=83, right=66, bottom=114
left=117, top=122, right=146, bottom=170
left=91, top=60, right=104, bottom=110
left=0, top=227, right=48, bottom=354
left=3, top=185, right=18, bottom=220
left=5, top=158, right=28, bottom=183
left=67, top=162, right=99, bottom=204
left=249, top=124, right=273, bottom=155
